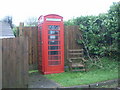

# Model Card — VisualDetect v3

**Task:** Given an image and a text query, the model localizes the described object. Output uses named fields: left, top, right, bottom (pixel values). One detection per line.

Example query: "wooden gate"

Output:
left=64, top=26, right=83, bottom=60
left=2, top=37, right=28, bottom=88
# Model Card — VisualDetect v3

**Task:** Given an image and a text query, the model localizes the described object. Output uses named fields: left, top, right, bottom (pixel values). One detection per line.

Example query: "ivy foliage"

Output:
left=64, top=2, right=120, bottom=58
left=12, top=27, right=19, bottom=37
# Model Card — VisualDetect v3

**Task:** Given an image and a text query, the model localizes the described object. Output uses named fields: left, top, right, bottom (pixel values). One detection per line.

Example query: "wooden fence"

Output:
left=64, top=26, right=83, bottom=64
left=23, top=27, right=38, bottom=65
left=18, top=24, right=82, bottom=69
left=2, top=37, right=28, bottom=88
left=1, top=24, right=82, bottom=88
left=18, top=24, right=38, bottom=70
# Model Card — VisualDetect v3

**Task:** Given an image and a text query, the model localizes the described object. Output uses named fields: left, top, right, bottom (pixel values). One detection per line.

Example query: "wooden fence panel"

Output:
left=64, top=26, right=83, bottom=61
left=22, top=27, right=38, bottom=70
left=2, top=37, right=28, bottom=88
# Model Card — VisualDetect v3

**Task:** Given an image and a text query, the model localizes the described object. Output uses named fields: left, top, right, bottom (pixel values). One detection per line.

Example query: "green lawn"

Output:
left=45, top=57, right=118, bottom=87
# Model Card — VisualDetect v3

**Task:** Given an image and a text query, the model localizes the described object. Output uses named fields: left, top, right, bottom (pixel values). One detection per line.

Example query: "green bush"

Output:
left=12, top=27, right=19, bottom=37
left=64, top=2, right=120, bottom=59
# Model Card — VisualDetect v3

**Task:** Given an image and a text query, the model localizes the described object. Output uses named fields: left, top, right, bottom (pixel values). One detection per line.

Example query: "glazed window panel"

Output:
left=39, top=26, right=42, bottom=30
left=48, top=35, right=59, bottom=40
left=48, top=51, right=61, bottom=55
left=48, top=46, right=60, bottom=50
left=48, top=56, right=61, bottom=60
left=48, top=61, right=60, bottom=65
left=39, top=31, right=42, bottom=40
left=48, top=41, right=60, bottom=45
left=48, top=25, right=60, bottom=30
left=48, top=30, right=59, bottom=34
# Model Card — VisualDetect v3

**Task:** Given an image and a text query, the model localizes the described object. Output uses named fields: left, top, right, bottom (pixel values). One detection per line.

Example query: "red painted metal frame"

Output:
left=38, top=14, right=64, bottom=74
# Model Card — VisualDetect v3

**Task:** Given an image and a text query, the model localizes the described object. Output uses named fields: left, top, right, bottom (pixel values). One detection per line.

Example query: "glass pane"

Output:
left=39, top=32, right=42, bottom=40
left=48, top=61, right=60, bottom=65
left=48, top=51, right=60, bottom=55
left=48, top=25, right=60, bottom=30
left=48, top=46, right=60, bottom=50
left=39, top=26, right=42, bottom=30
left=48, top=35, right=59, bottom=40
left=48, top=31, right=59, bottom=34
left=48, top=56, right=61, bottom=60
left=48, top=41, right=60, bottom=45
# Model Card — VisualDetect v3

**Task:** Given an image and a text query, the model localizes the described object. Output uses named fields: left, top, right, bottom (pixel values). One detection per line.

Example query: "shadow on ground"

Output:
left=28, top=72, right=61, bottom=88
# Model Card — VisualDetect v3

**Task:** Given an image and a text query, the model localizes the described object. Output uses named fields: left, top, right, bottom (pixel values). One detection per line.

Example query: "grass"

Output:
left=45, top=57, right=118, bottom=87
left=29, top=70, right=38, bottom=74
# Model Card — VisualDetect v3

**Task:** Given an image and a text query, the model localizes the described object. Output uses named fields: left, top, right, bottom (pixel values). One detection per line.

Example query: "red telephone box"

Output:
left=38, top=14, right=64, bottom=74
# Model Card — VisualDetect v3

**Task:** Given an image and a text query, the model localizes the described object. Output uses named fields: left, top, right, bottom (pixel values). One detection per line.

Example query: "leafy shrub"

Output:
left=12, top=27, right=19, bottom=37
left=64, top=2, right=120, bottom=59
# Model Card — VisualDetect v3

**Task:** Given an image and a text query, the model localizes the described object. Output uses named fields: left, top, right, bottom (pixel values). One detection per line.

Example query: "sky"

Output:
left=0, top=0, right=119, bottom=26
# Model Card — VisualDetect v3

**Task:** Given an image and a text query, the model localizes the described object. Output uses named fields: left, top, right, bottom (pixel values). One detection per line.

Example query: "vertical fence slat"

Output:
left=9, top=38, right=13, bottom=87
left=12, top=38, right=16, bottom=87
left=2, top=38, right=6, bottom=88
left=23, top=37, right=29, bottom=87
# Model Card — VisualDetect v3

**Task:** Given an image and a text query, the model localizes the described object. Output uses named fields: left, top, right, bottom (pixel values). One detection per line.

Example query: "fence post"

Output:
left=0, top=22, right=2, bottom=89
left=19, top=22, right=24, bottom=36
left=0, top=39, right=2, bottom=89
